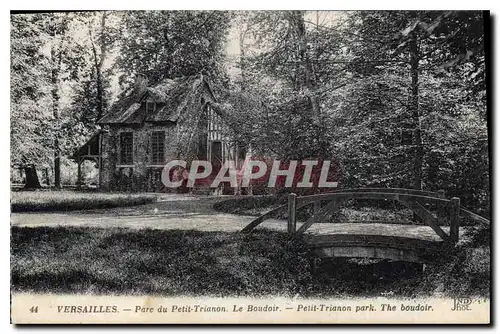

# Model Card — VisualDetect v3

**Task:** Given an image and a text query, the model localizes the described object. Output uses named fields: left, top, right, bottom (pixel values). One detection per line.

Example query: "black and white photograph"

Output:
left=9, top=9, right=491, bottom=324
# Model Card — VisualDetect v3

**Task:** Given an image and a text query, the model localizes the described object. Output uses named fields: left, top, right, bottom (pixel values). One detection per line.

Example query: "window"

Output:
left=151, top=131, right=165, bottom=165
left=120, top=132, right=133, bottom=165
left=146, top=101, right=156, bottom=114
left=211, top=141, right=222, bottom=170
left=401, top=125, right=413, bottom=145
left=237, top=142, right=246, bottom=160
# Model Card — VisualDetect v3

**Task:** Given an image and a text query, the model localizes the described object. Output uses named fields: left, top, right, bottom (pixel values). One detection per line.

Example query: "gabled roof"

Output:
left=71, top=131, right=101, bottom=160
left=98, top=74, right=216, bottom=125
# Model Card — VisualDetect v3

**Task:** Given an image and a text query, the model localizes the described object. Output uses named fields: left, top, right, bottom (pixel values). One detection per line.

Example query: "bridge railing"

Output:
left=240, top=188, right=443, bottom=234
left=287, top=191, right=460, bottom=243
left=241, top=188, right=490, bottom=244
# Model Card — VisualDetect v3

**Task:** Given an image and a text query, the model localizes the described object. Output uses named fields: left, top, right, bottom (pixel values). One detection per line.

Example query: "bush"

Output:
left=10, top=191, right=158, bottom=212
left=411, top=223, right=491, bottom=298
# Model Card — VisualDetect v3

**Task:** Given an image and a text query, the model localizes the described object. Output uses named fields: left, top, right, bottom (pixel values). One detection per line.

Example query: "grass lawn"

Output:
left=10, top=191, right=158, bottom=212
left=11, top=226, right=490, bottom=298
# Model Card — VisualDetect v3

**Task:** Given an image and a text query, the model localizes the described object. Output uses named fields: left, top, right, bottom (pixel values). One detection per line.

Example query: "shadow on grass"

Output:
left=10, top=226, right=490, bottom=298
left=11, top=191, right=158, bottom=213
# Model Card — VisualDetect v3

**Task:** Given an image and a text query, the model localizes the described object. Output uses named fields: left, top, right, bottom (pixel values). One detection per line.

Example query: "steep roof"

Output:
left=71, top=131, right=100, bottom=161
left=98, top=74, right=216, bottom=125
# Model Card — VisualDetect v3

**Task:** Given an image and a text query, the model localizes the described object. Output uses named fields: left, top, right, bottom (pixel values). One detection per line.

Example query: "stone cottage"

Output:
left=73, top=74, right=247, bottom=193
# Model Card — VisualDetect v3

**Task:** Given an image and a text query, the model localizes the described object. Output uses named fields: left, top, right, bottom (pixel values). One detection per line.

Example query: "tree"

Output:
left=61, top=11, right=119, bottom=144
left=11, top=13, right=52, bottom=188
left=226, top=10, right=487, bottom=211
left=47, top=13, right=72, bottom=189
left=115, top=11, right=232, bottom=89
left=88, top=12, right=109, bottom=121
left=334, top=11, right=488, bottom=213
left=227, top=11, right=347, bottom=162
left=11, top=12, right=114, bottom=188
left=343, top=11, right=487, bottom=191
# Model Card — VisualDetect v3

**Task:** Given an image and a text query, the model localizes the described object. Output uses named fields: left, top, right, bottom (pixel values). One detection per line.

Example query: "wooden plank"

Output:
left=303, top=187, right=442, bottom=197
left=460, top=207, right=490, bottom=225
left=450, top=197, right=460, bottom=243
left=243, top=190, right=452, bottom=236
left=296, top=192, right=450, bottom=208
left=303, top=234, right=443, bottom=252
left=437, top=189, right=447, bottom=225
left=304, top=222, right=445, bottom=241
left=240, top=204, right=287, bottom=233
left=315, top=246, right=426, bottom=263
left=398, top=198, right=449, bottom=241
left=287, top=193, right=297, bottom=238
left=296, top=200, right=340, bottom=236
left=313, top=201, right=321, bottom=215
left=240, top=201, right=311, bottom=233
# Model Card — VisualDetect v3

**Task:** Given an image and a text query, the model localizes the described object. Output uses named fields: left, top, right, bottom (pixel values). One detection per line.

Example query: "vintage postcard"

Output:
left=10, top=10, right=491, bottom=324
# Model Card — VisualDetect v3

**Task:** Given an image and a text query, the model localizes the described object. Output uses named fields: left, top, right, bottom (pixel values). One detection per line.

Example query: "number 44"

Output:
left=29, top=306, right=38, bottom=313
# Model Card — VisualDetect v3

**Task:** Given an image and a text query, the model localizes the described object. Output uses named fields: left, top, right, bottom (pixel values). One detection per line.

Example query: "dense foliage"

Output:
left=10, top=11, right=489, bottom=215
left=115, top=11, right=232, bottom=89
left=226, top=11, right=489, bottom=214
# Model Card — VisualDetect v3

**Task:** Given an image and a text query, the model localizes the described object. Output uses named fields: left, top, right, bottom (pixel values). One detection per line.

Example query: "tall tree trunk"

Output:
left=23, top=165, right=42, bottom=189
left=288, top=11, right=320, bottom=121
left=51, top=31, right=62, bottom=190
left=409, top=30, right=424, bottom=190
left=89, top=12, right=108, bottom=121
left=97, top=13, right=107, bottom=120
left=54, top=138, right=61, bottom=188
left=96, top=68, right=103, bottom=120
left=238, top=24, right=248, bottom=90
left=44, top=168, right=50, bottom=186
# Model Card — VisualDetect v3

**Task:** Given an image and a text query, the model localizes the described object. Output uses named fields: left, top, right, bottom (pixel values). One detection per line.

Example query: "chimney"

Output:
left=133, top=73, right=148, bottom=97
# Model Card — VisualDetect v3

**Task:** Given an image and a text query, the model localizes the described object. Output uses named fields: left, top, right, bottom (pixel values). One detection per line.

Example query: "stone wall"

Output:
left=100, top=123, right=179, bottom=192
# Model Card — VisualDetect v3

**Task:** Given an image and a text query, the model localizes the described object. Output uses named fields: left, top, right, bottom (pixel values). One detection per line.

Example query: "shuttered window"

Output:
left=151, top=131, right=165, bottom=165
left=146, top=101, right=156, bottom=114
left=120, top=132, right=133, bottom=165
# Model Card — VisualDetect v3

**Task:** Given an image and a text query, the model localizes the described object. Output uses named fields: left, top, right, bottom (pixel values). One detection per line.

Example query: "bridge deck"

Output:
left=254, top=221, right=465, bottom=242
left=304, top=222, right=457, bottom=242
left=299, top=223, right=466, bottom=262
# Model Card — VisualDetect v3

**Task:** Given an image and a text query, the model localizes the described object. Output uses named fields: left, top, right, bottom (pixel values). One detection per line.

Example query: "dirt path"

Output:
left=10, top=194, right=287, bottom=232
left=11, top=193, right=463, bottom=242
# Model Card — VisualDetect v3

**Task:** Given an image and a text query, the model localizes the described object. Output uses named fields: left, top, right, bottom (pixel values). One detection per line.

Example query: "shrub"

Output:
left=10, top=191, right=158, bottom=212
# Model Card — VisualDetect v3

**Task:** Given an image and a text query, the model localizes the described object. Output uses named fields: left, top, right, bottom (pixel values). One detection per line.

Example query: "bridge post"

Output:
left=288, top=193, right=297, bottom=239
left=450, top=197, right=460, bottom=243
left=314, top=201, right=321, bottom=215
left=437, top=189, right=446, bottom=225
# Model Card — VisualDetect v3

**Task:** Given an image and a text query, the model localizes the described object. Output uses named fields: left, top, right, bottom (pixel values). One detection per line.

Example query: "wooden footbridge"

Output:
left=241, top=188, right=489, bottom=265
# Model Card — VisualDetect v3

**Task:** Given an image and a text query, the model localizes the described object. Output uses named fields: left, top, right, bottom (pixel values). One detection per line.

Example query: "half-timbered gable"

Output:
left=73, top=74, right=245, bottom=193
